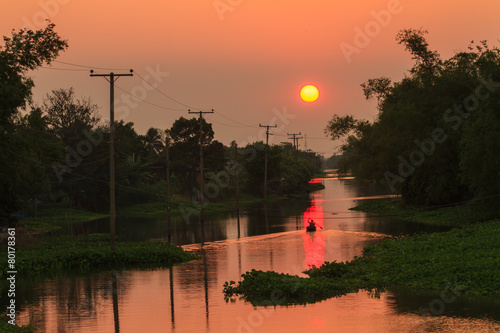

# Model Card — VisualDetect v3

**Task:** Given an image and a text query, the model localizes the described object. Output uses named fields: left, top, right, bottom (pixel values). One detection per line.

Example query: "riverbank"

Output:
left=18, top=208, right=107, bottom=233
left=350, top=199, right=490, bottom=227
left=117, top=192, right=277, bottom=219
left=13, top=182, right=323, bottom=234
left=224, top=202, right=500, bottom=305
left=0, top=234, right=197, bottom=280
left=0, top=233, right=196, bottom=330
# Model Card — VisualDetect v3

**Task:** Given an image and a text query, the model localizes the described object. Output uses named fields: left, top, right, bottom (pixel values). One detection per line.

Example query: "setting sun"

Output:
left=300, top=85, right=319, bottom=102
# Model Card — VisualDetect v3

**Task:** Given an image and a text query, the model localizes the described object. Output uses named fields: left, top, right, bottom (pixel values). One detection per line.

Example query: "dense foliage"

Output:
left=0, top=23, right=67, bottom=216
left=326, top=29, right=500, bottom=216
left=168, top=116, right=225, bottom=195
left=240, top=142, right=322, bottom=196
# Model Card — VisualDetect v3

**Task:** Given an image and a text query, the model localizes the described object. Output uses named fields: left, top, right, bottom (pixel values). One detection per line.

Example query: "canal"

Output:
left=7, top=177, right=500, bottom=332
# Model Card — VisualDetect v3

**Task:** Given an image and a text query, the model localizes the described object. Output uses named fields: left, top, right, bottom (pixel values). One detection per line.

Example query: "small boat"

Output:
left=306, top=218, right=317, bottom=232
left=306, top=225, right=316, bottom=232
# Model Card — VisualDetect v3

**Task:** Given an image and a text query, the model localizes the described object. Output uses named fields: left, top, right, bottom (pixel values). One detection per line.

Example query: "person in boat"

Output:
left=307, top=218, right=316, bottom=229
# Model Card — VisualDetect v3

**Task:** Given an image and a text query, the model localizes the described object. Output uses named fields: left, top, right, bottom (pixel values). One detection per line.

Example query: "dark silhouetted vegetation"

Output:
left=0, top=320, right=34, bottom=333
left=0, top=24, right=323, bottom=226
left=325, top=28, right=500, bottom=217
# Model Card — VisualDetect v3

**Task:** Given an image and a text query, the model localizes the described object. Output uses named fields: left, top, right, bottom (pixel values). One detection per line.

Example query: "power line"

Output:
left=53, top=60, right=130, bottom=71
left=132, top=73, right=257, bottom=129
left=38, top=59, right=196, bottom=112
left=259, top=123, right=277, bottom=201
left=212, top=111, right=256, bottom=128
left=113, top=82, right=185, bottom=112
left=30, top=58, right=332, bottom=155
left=42, top=60, right=272, bottom=131
left=38, top=60, right=297, bottom=138
left=133, top=71, right=200, bottom=110
left=40, top=66, right=90, bottom=72
left=204, top=115, right=257, bottom=128
left=287, top=132, right=302, bottom=151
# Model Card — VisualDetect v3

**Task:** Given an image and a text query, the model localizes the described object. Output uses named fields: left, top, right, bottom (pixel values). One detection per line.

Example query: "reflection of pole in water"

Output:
left=166, top=136, right=172, bottom=243
left=238, top=242, right=242, bottom=276
left=270, top=248, right=273, bottom=270
left=237, top=214, right=241, bottom=239
left=235, top=142, right=241, bottom=239
left=111, top=270, right=120, bottom=333
left=188, top=109, right=214, bottom=246
left=203, top=249, right=209, bottom=327
left=169, top=268, right=175, bottom=329
left=264, top=203, right=269, bottom=234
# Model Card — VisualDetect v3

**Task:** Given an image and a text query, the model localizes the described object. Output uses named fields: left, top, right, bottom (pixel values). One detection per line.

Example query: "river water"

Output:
left=7, top=177, right=500, bottom=332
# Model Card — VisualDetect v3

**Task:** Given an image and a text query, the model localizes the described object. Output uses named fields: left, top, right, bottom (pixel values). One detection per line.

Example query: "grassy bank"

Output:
left=0, top=320, right=34, bottom=333
left=117, top=192, right=299, bottom=219
left=17, top=181, right=324, bottom=233
left=0, top=234, right=195, bottom=331
left=312, top=171, right=338, bottom=179
left=350, top=199, right=490, bottom=227
left=0, top=234, right=197, bottom=279
left=19, top=208, right=108, bottom=232
left=224, top=204, right=500, bottom=306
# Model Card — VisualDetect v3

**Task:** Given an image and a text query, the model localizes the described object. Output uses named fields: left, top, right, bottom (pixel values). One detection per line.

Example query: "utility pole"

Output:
left=165, top=134, right=172, bottom=242
left=188, top=109, right=214, bottom=244
left=259, top=124, right=277, bottom=201
left=234, top=142, right=240, bottom=238
left=90, top=70, right=133, bottom=251
left=287, top=132, right=302, bottom=151
left=295, top=135, right=303, bottom=152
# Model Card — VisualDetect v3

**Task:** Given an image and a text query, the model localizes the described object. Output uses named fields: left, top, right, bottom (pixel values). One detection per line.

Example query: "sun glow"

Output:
left=300, top=85, right=319, bottom=102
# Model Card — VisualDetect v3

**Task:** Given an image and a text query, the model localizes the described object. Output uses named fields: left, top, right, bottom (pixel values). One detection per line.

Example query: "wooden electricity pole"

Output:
left=234, top=142, right=241, bottom=238
left=295, top=134, right=303, bottom=151
left=90, top=70, right=133, bottom=251
left=259, top=124, right=277, bottom=201
left=188, top=109, right=214, bottom=244
left=165, top=135, right=172, bottom=242
left=287, top=132, right=302, bottom=151
left=234, top=142, right=240, bottom=215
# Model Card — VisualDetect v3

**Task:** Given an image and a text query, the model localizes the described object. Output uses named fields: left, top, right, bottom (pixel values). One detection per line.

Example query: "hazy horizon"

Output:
left=3, top=0, right=500, bottom=155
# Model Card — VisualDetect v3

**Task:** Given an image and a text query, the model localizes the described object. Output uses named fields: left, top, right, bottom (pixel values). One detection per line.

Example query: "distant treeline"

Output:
left=325, top=28, right=500, bottom=217
left=0, top=24, right=322, bottom=218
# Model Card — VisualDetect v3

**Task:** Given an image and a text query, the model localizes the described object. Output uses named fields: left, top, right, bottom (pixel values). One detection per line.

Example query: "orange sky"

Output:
left=2, top=0, right=500, bottom=154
